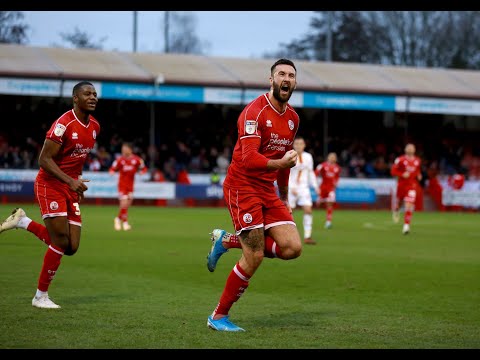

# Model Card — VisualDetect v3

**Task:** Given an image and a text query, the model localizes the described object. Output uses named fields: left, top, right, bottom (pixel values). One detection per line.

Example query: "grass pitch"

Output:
left=0, top=204, right=479, bottom=349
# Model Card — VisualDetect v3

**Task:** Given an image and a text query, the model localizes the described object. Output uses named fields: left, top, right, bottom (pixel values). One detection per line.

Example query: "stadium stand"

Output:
left=1, top=43, right=479, bottom=210
left=0, top=43, right=479, bottom=97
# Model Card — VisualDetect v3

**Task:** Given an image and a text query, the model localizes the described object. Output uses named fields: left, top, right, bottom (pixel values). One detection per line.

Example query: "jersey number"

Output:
left=73, top=203, right=81, bottom=216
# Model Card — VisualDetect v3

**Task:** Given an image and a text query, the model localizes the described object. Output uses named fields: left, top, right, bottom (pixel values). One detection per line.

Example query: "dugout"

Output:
left=1, top=44, right=480, bottom=209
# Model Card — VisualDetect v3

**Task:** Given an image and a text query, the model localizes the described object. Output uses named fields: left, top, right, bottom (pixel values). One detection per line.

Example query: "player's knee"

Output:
left=249, top=251, right=264, bottom=268
left=50, top=233, right=70, bottom=251
left=64, top=245, right=79, bottom=256
left=290, top=242, right=303, bottom=258
left=281, top=238, right=303, bottom=259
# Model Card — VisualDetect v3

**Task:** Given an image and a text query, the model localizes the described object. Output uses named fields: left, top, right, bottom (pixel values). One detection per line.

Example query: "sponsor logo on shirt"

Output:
left=266, top=119, right=272, bottom=127
left=71, top=143, right=93, bottom=159
left=72, top=132, right=78, bottom=140
left=265, top=132, right=293, bottom=152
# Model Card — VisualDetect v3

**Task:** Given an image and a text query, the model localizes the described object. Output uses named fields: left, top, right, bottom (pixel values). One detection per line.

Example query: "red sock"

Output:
left=37, top=244, right=64, bottom=292
left=327, top=207, right=333, bottom=221
left=27, top=221, right=51, bottom=245
left=213, top=262, right=250, bottom=317
left=226, top=233, right=241, bottom=249
left=404, top=210, right=413, bottom=225
left=118, top=207, right=128, bottom=221
left=119, top=207, right=128, bottom=222
left=264, top=235, right=282, bottom=258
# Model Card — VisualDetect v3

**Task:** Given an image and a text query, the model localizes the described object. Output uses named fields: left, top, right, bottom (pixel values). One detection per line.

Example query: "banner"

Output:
left=442, top=190, right=480, bottom=208
left=336, top=187, right=376, bottom=203
left=0, top=181, right=34, bottom=195
left=175, top=184, right=224, bottom=199
left=406, top=97, right=480, bottom=116
left=3, top=77, right=480, bottom=116
left=303, top=92, right=396, bottom=111
left=337, top=178, right=396, bottom=196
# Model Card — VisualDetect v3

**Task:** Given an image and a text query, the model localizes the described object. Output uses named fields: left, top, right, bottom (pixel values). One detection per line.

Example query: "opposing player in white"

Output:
left=288, top=136, right=319, bottom=245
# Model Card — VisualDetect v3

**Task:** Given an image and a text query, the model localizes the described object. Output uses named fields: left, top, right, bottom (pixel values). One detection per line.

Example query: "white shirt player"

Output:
left=288, top=151, right=318, bottom=208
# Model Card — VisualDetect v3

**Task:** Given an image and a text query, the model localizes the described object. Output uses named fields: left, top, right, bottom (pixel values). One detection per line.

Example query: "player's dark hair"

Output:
left=271, top=58, right=296, bottom=76
left=72, top=81, right=94, bottom=96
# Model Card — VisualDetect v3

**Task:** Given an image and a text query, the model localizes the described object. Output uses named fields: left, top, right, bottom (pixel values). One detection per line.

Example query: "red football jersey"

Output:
left=223, top=93, right=300, bottom=192
left=37, top=109, right=100, bottom=183
left=391, top=155, right=421, bottom=189
left=315, top=161, right=341, bottom=190
left=110, top=154, right=146, bottom=192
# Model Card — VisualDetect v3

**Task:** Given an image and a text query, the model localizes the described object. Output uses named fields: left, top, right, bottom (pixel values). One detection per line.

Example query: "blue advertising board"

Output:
left=335, top=187, right=376, bottom=203
left=0, top=181, right=34, bottom=195
left=175, top=184, right=224, bottom=199
left=303, top=92, right=396, bottom=111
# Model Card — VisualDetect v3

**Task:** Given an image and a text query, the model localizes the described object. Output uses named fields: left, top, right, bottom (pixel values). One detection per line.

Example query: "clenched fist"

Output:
left=282, top=149, right=298, bottom=168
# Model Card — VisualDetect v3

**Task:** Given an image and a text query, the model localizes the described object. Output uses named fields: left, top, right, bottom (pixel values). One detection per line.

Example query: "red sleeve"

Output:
left=109, top=159, right=119, bottom=172
left=46, top=117, right=68, bottom=145
left=241, top=136, right=269, bottom=170
left=414, top=158, right=422, bottom=177
left=137, top=156, right=148, bottom=174
left=390, top=159, right=403, bottom=177
left=277, top=168, right=290, bottom=188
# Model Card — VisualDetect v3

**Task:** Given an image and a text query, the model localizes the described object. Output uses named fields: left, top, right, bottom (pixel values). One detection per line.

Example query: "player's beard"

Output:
left=272, top=82, right=293, bottom=104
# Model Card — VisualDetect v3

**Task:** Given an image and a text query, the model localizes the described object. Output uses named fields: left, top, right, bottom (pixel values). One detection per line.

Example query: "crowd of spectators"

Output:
left=2, top=129, right=479, bottom=183
left=1, top=96, right=479, bottom=183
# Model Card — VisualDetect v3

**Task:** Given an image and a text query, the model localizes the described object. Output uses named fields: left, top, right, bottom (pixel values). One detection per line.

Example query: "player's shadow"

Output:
left=248, top=310, right=336, bottom=328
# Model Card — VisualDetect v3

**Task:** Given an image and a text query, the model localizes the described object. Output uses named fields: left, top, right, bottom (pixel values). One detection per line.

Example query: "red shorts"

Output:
left=34, top=180, right=82, bottom=226
left=319, top=185, right=336, bottom=202
left=223, top=184, right=295, bottom=235
left=396, top=185, right=417, bottom=204
left=118, top=188, right=133, bottom=200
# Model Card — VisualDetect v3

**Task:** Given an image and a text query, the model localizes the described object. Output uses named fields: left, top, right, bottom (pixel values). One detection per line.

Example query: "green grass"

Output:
left=0, top=204, right=479, bottom=349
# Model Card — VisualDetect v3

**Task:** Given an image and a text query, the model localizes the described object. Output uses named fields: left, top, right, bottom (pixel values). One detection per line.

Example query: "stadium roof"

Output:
left=1, top=43, right=480, bottom=100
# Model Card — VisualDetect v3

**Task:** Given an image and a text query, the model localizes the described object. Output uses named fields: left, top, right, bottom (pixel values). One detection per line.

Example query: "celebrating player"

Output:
left=288, top=136, right=319, bottom=244
left=205, top=59, right=302, bottom=332
left=390, top=143, right=422, bottom=234
left=0, top=81, right=100, bottom=308
left=315, top=152, right=341, bottom=229
left=109, top=142, right=148, bottom=231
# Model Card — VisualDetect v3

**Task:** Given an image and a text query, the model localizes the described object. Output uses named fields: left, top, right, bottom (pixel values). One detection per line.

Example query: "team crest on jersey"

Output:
left=266, top=119, right=272, bottom=127
left=243, top=213, right=253, bottom=224
left=288, top=120, right=294, bottom=130
left=54, top=124, right=66, bottom=137
left=245, top=120, right=257, bottom=135
left=93, top=130, right=97, bottom=139
left=49, top=201, right=59, bottom=211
